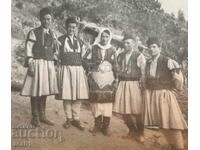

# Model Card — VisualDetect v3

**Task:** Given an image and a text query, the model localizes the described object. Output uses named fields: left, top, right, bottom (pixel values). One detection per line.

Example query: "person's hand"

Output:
left=171, top=69, right=184, bottom=91
left=171, top=69, right=180, bottom=79
left=27, top=58, right=35, bottom=77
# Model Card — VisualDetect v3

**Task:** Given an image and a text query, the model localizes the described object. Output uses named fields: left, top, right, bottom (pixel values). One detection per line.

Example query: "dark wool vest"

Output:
left=31, top=27, right=55, bottom=60
left=58, top=35, right=82, bottom=66
left=146, top=55, right=174, bottom=90
left=117, top=51, right=141, bottom=81
left=91, top=45, right=116, bottom=71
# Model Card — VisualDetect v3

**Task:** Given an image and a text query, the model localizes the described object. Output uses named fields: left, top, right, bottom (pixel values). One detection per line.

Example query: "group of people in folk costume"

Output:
left=20, top=7, right=187, bottom=150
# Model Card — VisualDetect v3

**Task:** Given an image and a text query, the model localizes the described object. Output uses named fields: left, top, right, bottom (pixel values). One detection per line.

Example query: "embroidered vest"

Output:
left=31, top=27, right=55, bottom=60
left=58, top=35, right=82, bottom=66
left=146, top=55, right=174, bottom=90
left=117, top=51, right=141, bottom=81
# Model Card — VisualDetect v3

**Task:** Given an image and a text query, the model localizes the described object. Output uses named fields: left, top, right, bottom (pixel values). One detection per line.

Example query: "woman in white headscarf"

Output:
left=87, top=28, right=117, bottom=136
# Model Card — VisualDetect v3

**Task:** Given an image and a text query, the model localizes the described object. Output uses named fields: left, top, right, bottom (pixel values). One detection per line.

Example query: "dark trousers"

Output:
left=95, top=115, right=110, bottom=129
left=123, top=114, right=144, bottom=136
left=30, top=96, right=47, bottom=121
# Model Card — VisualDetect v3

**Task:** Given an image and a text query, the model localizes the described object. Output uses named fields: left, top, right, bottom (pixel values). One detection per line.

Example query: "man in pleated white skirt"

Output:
left=21, top=8, right=59, bottom=127
left=113, top=34, right=146, bottom=142
left=55, top=17, right=89, bottom=131
left=144, top=37, right=187, bottom=150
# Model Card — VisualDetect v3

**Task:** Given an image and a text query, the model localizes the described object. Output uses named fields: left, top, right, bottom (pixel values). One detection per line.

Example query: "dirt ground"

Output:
left=11, top=91, right=188, bottom=150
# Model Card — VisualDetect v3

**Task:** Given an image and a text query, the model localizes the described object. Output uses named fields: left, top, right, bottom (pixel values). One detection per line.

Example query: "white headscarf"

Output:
left=93, top=28, right=112, bottom=49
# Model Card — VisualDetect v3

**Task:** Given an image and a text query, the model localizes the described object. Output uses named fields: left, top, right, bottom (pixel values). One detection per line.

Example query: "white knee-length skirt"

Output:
left=143, top=89, right=188, bottom=130
left=55, top=65, right=89, bottom=100
left=21, top=59, right=59, bottom=97
left=113, top=81, right=143, bottom=115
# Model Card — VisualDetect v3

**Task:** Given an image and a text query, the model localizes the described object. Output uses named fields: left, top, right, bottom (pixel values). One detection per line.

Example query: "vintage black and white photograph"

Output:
left=10, top=0, right=188, bottom=150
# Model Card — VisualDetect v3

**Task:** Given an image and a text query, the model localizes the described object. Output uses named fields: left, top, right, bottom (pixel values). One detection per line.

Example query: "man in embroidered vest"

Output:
left=55, top=17, right=89, bottom=131
left=144, top=37, right=187, bottom=150
left=113, top=34, right=146, bottom=142
left=20, top=7, right=59, bottom=127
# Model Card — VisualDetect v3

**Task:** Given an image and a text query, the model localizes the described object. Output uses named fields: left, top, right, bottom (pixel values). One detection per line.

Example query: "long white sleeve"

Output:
left=168, top=59, right=184, bottom=90
left=137, top=53, right=146, bottom=78
left=26, top=30, right=36, bottom=58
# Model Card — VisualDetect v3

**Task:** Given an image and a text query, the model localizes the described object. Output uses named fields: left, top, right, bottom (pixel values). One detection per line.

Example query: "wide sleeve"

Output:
left=168, top=59, right=184, bottom=90
left=56, top=36, right=62, bottom=61
left=137, top=53, right=146, bottom=78
left=81, top=45, right=95, bottom=73
left=51, top=32, right=61, bottom=62
left=81, top=43, right=92, bottom=59
left=24, top=30, right=36, bottom=67
left=80, top=43, right=92, bottom=72
left=167, top=59, right=180, bottom=70
left=25, top=30, right=36, bottom=58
